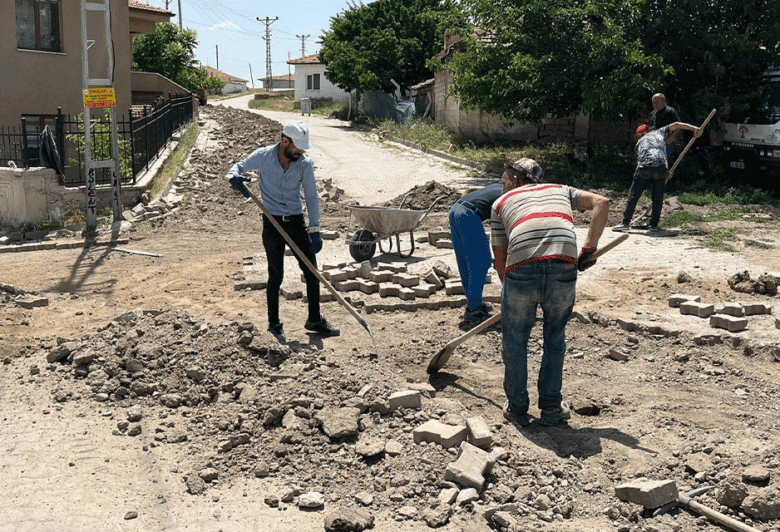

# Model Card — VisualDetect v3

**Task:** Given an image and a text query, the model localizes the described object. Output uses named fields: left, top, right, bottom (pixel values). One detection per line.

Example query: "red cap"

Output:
left=636, top=125, right=652, bottom=135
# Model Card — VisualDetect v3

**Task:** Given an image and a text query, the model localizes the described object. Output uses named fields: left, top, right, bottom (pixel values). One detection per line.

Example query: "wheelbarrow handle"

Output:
left=417, top=194, right=449, bottom=227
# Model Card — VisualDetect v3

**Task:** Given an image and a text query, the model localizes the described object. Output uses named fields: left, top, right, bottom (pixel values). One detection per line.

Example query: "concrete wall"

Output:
left=131, top=71, right=199, bottom=114
left=0, top=166, right=142, bottom=227
left=1, top=1, right=132, bottom=129
left=293, top=64, right=349, bottom=103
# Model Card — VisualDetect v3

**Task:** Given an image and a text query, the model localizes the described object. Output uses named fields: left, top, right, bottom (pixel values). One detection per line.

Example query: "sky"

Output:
left=141, top=0, right=371, bottom=87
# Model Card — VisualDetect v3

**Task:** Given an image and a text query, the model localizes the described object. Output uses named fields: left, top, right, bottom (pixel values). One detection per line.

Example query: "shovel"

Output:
left=427, top=233, right=629, bottom=374
left=244, top=187, right=379, bottom=356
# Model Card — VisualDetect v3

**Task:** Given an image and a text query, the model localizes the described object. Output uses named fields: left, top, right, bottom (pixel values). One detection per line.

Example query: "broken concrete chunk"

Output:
left=444, top=441, right=492, bottom=490
left=614, top=478, right=679, bottom=508
left=668, top=294, right=701, bottom=308
left=388, top=390, right=422, bottom=411
left=413, top=420, right=468, bottom=449
left=466, top=417, right=492, bottom=448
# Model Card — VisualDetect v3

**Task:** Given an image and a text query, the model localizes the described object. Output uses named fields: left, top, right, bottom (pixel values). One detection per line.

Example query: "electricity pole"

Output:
left=216, top=45, right=219, bottom=70
left=257, top=16, right=278, bottom=91
left=295, top=34, right=310, bottom=57
left=178, top=0, right=182, bottom=29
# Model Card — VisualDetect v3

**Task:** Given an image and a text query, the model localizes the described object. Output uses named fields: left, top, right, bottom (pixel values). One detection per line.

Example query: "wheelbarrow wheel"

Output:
left=349, top=230, right=376, bottom=261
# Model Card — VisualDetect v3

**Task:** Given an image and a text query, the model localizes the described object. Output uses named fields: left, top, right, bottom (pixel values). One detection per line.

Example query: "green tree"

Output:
left=132, top=23, right=202, bottom=90
left=434, top=0, right=780, bottom=124
left=319, top=0, right=455, bottom=94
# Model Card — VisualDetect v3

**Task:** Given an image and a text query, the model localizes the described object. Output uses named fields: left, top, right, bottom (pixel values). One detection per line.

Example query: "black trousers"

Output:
left=262, top=214, right=320, bottom=326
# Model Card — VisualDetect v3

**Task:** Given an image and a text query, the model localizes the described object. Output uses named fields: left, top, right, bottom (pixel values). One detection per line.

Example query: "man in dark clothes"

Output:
left=648, top=93, right=681, bottom=159
left=449, top=183, right=504, bottom=323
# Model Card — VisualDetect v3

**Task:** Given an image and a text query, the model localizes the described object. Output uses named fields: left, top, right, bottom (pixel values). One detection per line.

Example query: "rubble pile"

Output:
left=728, top=271, right=779, bottom=296
left=385, top=181, right=461, bottom=212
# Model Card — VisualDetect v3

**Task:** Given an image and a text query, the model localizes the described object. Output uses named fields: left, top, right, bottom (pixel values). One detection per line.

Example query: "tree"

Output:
left=319, top=0, right=455, bottom=94
left=132, top=23, right=204, bottom=91
left=434, top=0, right=780, bottom=124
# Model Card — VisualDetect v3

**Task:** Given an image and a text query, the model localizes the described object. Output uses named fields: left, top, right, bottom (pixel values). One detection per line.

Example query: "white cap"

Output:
left=282, top=120, right=312, bottom=151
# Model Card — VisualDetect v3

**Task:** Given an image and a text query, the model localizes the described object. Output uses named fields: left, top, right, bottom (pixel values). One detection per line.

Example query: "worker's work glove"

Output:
left=578, top=246, right=597, bottom=272
left=229, top=175, right=251, bottom=198
left=308, top=232, right=323, bottom=254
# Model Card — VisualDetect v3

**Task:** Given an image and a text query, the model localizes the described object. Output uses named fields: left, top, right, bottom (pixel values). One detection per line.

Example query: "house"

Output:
left=287, top=54, right=349, bottom=103
left=261, top=73, right=295, bottom=90
left=202, top=65, right=248, bottom=94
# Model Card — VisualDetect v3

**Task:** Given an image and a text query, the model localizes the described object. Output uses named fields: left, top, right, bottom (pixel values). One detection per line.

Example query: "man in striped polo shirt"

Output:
left=491, top=158, right=609, bottom=427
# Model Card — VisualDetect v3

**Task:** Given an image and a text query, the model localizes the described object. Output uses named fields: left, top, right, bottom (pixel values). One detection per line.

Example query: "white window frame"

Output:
left=307, top=73, right=321, bottom=91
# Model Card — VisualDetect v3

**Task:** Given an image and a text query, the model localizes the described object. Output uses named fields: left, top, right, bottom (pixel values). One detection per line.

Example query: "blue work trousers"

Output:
left=502, top=261, right=577, bottom=414
left=449, top=201, right=492, bottom=310
left=622, top=166, right=667, bottom=227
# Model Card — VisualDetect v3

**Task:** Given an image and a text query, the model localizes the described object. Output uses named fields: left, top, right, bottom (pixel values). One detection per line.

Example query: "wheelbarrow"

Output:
left=346, top=194, right=447, bottom=261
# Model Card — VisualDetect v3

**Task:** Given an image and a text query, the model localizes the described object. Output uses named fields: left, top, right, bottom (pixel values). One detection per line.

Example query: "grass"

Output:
left=149, top=122, right=199, bottom=199
left=700, top=227, right=742, bottom=252
left=248, top=92, right=296, bottom=112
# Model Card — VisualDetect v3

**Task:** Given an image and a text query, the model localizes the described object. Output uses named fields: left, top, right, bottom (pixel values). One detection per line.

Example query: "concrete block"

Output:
left=324, top=270, right=349, bottom=282
left=743, top=303, right=772, bottom=315
left=435, top=239, right=454, bottom=249
left=607, top=349, right=629, bottom=362
left=680, top=301, right=715, bottom=318
left=406, top=382, right=436, bottom=398
left=335, top=280, right=360, bottom=292
left=715, top=302, right=745, bottom=317
left=376, top=262, right=407, bottom=273
left=710, top=314, right=748, bottom=332
left=342, top=267, right=359, bottom=279
left=445, top=280, right=464, bottom=296
left=424, top=269, right=443, bottom=289
left=357, top=280, right=379, bottom=294
left=427, top=230, right=450, bottom=245
left=466, top=417, right=492, bottom=448
left=357, top=261, right=372, bottom=278
left=16, top=297, right=49, bottom=309
left=614, top=479, right=679, bottom=508
left=413, top=283, right=435, bottom=298
left=432, top=261, right=454, bottom=279
left=444, top=441, right=492, bottom=490
left=439, top=487, right=459, bottom=505
left=669, top=294, right=701, bottom=308
left=369, top=270, right=394, bottom=283
left=322, top=262, right=347, bottom=271
left=388, top=390, right=422, bottom=411
left=413, top=420, right=468, bottom=449
left=392, top=273, right=420, bottom=287
left=398, top=287, right=416, bottom=301
left=321, top=230, right=339, bottom=240
left=281, top=287, right=303, bottom=300
left=378, top=283, right=400, bottom=297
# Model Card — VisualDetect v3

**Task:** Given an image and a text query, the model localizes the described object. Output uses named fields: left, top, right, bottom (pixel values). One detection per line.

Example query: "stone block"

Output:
left=466, top=417, right=492, bottom=449
left=342, top=267, right=359, bottom=279
left=378, top=283, right=400, bottom=297
left=435, top=239, right=454, bottom=249
left=614, top=479, right=679, bottom=509
left=680, top=301, right=715, bottom=318
left=406, top=382, right=436, bottom=398
left=444, top=441, right=492, bottom=490
left=322, top=262, right=347, bottom=271
left=743, top=303, right=772, bottom=316
left=357, top=261, right=372, bottom=278
left=16, top=297, right=49, bottom=309
left=715, top=303, right=745, bottom=317
left=398, top=288, right=416, bottom=301
left=424, top=270, right=443, bottom=289
left=324, top=270, right=349, bottom=283
left=413, top=283, right=435, bottom=298
left=357, top=280, right=379, bottom=294
left=335, top=280, right=360, bottom=292
left=432, top=261, right=454, bottom=279
left=413, top=420, right=468, bottom=449
left=710, top=314, right=748, bottom=332
left=376, top=262, right=407, bottom=273
left=281, top=287, right=303, bottom=300
left=321, top=230, right=339, bottom=240
left=427, top=230, right=450, bottom=245
left=388, top=390, right=422, bottom=411
left=669, top=294, right=701, bottom=308
left=607, top=349, right=629, bottom=362
left=392, top=273, right=420, bottom=287
left=445, top=280, right=464, bottom=296
left=369, top=270, right=394, bottom=283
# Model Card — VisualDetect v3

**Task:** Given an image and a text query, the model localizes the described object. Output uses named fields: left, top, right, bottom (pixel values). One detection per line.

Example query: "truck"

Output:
left=722, top=66, right=780, bottom=174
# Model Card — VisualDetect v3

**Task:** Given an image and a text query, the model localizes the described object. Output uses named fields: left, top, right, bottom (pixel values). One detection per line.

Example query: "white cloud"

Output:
left=208, top=20, right=241, bottom=31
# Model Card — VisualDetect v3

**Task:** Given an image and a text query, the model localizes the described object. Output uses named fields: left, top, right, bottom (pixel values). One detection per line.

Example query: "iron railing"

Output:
left=0, top=92, right=194, bottom=187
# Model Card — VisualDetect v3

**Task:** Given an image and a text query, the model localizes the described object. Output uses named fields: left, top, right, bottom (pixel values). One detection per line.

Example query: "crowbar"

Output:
left=632, top=109, right=717, bottom=226
left=244, top=187, right=379, bottom=356
left=427, top=233, right=629, bottom=374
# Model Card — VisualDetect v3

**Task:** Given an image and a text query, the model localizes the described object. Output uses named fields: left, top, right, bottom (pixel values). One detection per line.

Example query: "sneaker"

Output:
left=463, top=303, right=493, bottom=324
left=503, top=401, right=530, bottom=427
left=611, top=223, right=630, bottom=233
left=267, top=323, right=286, bottom=342
left=539, top=401, right=572, bottom=427
left=304, top=316, right=340, bottom=337
left=648, top=225, right=660, bottom=233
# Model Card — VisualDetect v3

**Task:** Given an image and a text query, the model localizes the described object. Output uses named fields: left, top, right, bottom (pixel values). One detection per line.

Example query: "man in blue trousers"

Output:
left=449, top=182, right=504, bottom=324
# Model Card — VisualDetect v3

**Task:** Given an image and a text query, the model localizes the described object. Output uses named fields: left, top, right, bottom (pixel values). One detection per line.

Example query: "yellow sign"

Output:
left=82, top=87, right=116, bottom=108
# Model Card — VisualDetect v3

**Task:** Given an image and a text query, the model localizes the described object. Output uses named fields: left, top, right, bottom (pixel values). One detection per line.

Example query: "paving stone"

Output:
left=445, top=280, right=464, bottom=296
left=427, top=230, right=450, bottom=245
left=439, top=487, right=459, bottom=505
left=16, top=296, right=49, bottom=309
left=466, top=417, right=492, bottom=448
left=342, top=266, right=360, bottom=279
left=669, top=294, right=701, bottom=308
left=356, top=261, right=372, bottom=278
left=334, top=280, right=360, bottom=292
left=444, top=441, right=492, bottom=490
left=398, top=287, right=416, bottom=301
left=715, top=302, right=745, bottom=317
left=378, top=283, right=400, bottom=297
left=413, top=420, right=468, bottom=449
left=392, top=273, right=420, bottom=287
left=406, top=382, right=436, bottom=398
left=710, top=314, right=748, bottom=332
left=324, top=269, right=349, bottom=282
left=435, top=239, right=454, bottom=249
left=456, top=488, right=480, bottom=505
left=376, top=262, right=407, bottom=273
left=281, top=287, right=303, bottom=300
left=413, top=283, right=435, bottom=298
left=743, top=302, right=772, bottom=315
left=388, top=390, right=422, bottom=411
left=320, top=230, right=339, bottom=240
left=322, top=262, right=347, bottom=271
left=423, top=269, right=443, bottom=289
left=357, top=279, right=379, bottom=294
left=680, top=301, right=715, bottom=318
left=369, top=270, right=394, bottom=283
left=614, top=479, right=679, bottom=508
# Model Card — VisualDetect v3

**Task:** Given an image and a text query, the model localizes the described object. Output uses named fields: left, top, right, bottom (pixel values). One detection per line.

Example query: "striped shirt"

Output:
left=490, top=183, right=583, bottom=270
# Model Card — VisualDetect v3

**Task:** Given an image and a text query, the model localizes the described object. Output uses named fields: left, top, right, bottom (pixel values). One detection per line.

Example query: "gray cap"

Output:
left=505, top=157, right=544, bottom=183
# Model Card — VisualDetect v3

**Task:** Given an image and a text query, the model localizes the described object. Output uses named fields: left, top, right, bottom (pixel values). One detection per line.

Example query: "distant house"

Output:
left=261, top=73, right=295, bottom=90
left=287, top=54, right=349, bottom=103
left=202, top=66, right=248, bottom=94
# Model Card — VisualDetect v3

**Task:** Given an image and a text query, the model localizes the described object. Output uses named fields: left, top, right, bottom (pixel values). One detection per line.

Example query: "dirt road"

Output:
left=1, top=103, right=779, bottom=532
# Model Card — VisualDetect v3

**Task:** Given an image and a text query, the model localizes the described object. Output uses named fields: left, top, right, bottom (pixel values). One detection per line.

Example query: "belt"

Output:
left=269, top=213, right=303, bottom=222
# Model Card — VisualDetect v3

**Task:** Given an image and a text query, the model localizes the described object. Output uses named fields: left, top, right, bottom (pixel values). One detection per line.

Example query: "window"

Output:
left=16, top=0, right=61, bottom=52
left=307, top=74, right=320, bottom=91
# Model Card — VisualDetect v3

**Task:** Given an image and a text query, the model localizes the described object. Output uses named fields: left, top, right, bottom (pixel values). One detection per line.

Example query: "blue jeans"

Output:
left=502, top=262, right=577, bottom=414
left=622, top=166, right=666, bottom=227
left=449, top=201, right=492, bottom=310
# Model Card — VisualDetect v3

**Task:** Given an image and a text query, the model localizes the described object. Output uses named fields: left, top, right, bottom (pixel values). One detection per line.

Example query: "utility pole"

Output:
left=257, top=16, right=278, bottom=91
left=178, top=0, right=182, bottom=29
left=295, top=34, right=310, bottom=57
left=249, top=63, right=254, bottom=89
left=216, top=45, right=219, bottom=70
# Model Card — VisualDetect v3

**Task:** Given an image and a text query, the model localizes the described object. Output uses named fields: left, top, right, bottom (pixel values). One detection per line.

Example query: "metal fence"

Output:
left=0, top=92, right=194, bottom=187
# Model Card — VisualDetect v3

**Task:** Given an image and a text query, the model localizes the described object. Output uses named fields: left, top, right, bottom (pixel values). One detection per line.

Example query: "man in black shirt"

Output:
left=648, top=93, right=681, bottom=159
